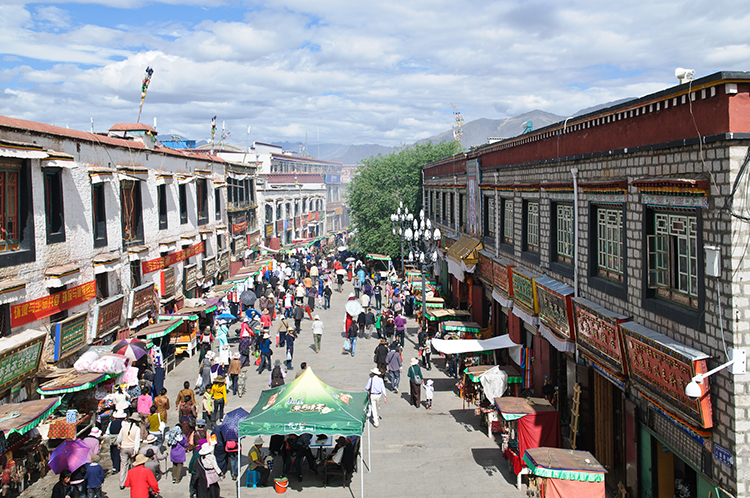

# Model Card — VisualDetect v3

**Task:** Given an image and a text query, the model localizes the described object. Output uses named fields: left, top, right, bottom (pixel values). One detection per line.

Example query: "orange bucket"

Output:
left=274, top=476, right=288, bottom=493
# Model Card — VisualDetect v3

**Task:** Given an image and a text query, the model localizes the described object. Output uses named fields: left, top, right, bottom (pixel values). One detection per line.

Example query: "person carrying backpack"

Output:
left=270, top=361, right=286, bottom=387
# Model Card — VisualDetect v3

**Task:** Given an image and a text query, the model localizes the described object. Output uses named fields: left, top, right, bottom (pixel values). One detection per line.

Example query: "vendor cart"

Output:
left=439, top=320, right=481, bottom=339
left=494, top=397, right=562, bottom=485
left=425, top=308, right=472, bottom=337
left=523, top=447, right=606, bottom=498
left=366, top=253, right=392, bottom=279
left=160, top=313, right=198, bottom=357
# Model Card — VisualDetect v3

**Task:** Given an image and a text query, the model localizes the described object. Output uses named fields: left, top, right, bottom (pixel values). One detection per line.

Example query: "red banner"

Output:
left=232, top=220, right=248, bottom=234
left=11, top=281, right=96, bottom=328
left=142, top=241, right=205, bottom=274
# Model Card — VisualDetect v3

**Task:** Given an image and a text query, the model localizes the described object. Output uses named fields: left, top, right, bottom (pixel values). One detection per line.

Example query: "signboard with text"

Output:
left=11, top=281, right=96, bottom=328
left=493, top=260, right=514, bottom=298
left=142, top=242, right=205, bottom=274
left=203, top=256, right=217, bottom=278
left=232, top=219, right=248, bottom=234
left=219, top=250, right=230, bottom=273
left=511, top=267, right=539, bottom=316
left=265, top=224, right=274, bottom=238
left=477, top=253, right=493, bottom=286
left=93, top=295, right=124, bottom=337
left=161, top=267, right=176, bottom=297
left=233, top=235, right=247, bottom=255
left=184, top=264, right=198, bottom=292
left=0, top=331, right=45, bottom=392
left=572, top=297, right=630, bottom=377
left=53, top=312, right=88, bottom=362
left=535, top=276, right=575, bottom=342
left=128, top=283, right=155, bottom=319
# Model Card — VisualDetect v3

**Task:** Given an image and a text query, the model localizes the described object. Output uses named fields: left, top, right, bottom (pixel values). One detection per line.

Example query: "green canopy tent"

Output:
left=236, top=368, right=371, bottom=495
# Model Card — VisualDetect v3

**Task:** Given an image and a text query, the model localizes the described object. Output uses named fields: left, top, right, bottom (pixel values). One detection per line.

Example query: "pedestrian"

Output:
left=106, top=412, right=124, bottom=475
left=285, top=329, right=296, bottom=369
left=117, top=412, right=142, bottom=489
left=346, top=321, right=358, bottom=357
left=423, top=379, right=434, bottom=409
left=179, top=397, right=197, bottom=436
left=353, top=275, right=362, bottom=298
left=307, top=285, right=317, bottom=311
left=247, top=437, right=270, bottom=488
left=373, top=282, right=382, bottom=309
left=257, top=333, right=273, bottom=373
left=209, top=375, right=227, bottom=424
left=386, top=342, right=402, bottom=392
left=365, top=368, right=387, bottom=428
left=270, top=360, right=286, bottom=387
left=227, top=353, right=241, bottom=396
left=136, top=390, right=152, bottom=435
left=153, top=388, right=169, bottom=425
left=176, top=381, right=195, bottom=411
left=191, top=444, right=221, bottom=498
left=374, top=338, right=389, bottom=374
left=198, top=327, right=212, bottom=365
left=216, top=321, right=229, bottom=348
left=323, top=283, right=332, bottom=309
left=407, top=358, right=423, bottom=408
left=201, top=390, right=213, bottom=428
left=52, top=470, right=71, bottom=498
left=84, top=454, right=105, bottom=498
left=139, top=434, right=167, bottom=478
left=422, top=336, right=432, bottom=370
left=394, top=312, right=407, bottom=348
left=260, top=309, right=272, bottom=335
left=277, top=316, right=290, bottom=348
left=295, top=362, right=308, bottom=379
left=384, top=312, right=395, bottom=341
left=293, top=304, right=304, bottom=334
left=311, top=315, right=324, bottom=353
left=82, top=427, right=103, bottom=461
left=170, top=431, right=188, bottom=483
left=199, top=355, right=212, bottom=393
left=146, top=406, right=163, bottom=446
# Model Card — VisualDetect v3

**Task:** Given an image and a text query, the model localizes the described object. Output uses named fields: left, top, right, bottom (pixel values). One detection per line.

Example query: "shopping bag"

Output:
left=255, top=356, right=262, bottom=366
left=343, top=338, right=351, bottom=352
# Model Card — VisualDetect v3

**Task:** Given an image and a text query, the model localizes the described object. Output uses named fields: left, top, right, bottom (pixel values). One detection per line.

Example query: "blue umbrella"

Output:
left=216, top=312, right=237, bottom=321
left=220, top=407, right=249, bottom=441
left=245, top=308, right=261, bottom=320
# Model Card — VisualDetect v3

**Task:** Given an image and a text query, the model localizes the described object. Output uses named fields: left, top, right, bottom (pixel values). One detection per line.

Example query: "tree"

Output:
left=346, top=140, right=462, bottom=261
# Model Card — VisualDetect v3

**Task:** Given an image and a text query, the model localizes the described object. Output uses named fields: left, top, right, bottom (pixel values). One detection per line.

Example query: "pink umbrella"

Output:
left=48, top=439, right=90, bottom=474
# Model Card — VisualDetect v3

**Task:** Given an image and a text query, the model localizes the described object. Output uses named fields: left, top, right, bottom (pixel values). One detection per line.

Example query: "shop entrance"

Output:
left=593, top=371, right=626, bottom=492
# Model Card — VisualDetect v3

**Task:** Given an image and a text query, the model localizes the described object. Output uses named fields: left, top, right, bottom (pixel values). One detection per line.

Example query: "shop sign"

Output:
left=161, top=267, right=176, bottom=297
left=265, top=224, right=274, bottom=238
left=232, top=219, right=248, bottom=234
left=511, top=267, right=539, bottom=316
left=203, top=256, right=217, bottom=277
left=141, top=241, right=205, bottom=274
left=276, top=220, right=283, bottom=233
left=53, top=312, right=88, bottom=362
left=219, top=250, right=230, bottom=272
left=492, top=260, right=514, bottom=298
left=572, top=297, right=630, bottom=376
left=335, top=207, right=342, bottom=215
left=535, top=276, right=575, bottom=342
left=128, top=282, right=155, bottom=319
left=714, top=444, right=733, bottom=467
left=477, top=253, right=493, bottom=286
left=11, top=280, right=96, bottom=328
left=233, top=235, right=247, bottom=254
left=184, top=264, right=198, bottom=292
left=0, top=331, right=45, bottom=392
left=93, top=295, right=124, bottom=337
left=621, top=321, right=713, bottom=429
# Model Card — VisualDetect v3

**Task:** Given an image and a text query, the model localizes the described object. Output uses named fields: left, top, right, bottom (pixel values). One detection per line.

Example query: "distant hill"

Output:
left=572, top=98, right=632, bottom=117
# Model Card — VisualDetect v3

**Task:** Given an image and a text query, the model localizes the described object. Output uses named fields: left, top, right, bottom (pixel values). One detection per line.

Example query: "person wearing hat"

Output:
left=209, top=375, right=227, bottom=424
left=365, top=368, right=387, bottom=428
left=373, top=338, right=389, bottom=375
left=423, top=379, right=434, bottom=410
left=324, top=437, right=352, bottom=475
left=269, top=359, right=286, bottom=387
left=170, top=430, right=188, bottom=484
left=117, top=413, right=143, bottom=488
left=82, top=427, right=103, bottom=462
left=124, top=453, right=159, bottom=498
left=227, top=352, right=242, bottom=396
left=311, top=315, right=324, bottom=353
left=257, top=332, right=273, bottom=374
left=247, top=437, right=269, bottom=487
left=407, top=358, right=424, bottom=408
left=139, top=434, right=167, bottom=478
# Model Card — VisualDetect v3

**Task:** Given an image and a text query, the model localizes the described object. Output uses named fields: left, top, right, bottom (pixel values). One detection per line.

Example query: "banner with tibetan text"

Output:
left=11, top=281, right=96, bottom=328
left=142, top=241, right=205, bottom=274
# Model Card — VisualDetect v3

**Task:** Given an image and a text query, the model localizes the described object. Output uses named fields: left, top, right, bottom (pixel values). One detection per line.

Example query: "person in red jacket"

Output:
left=124, top=454, right=159, bottom=498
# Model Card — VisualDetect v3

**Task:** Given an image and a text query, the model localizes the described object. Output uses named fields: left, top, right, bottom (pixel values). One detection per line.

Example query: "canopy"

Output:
left=426, top=309, right=471, bottom=322
left=441, top=320, right=481, bottom=333
left=134, top=317, right=184, bottom=340
left=0, top=397, right=61, bottom=436
left=495, top=397, right=562, bottom=474
left=523, top=448, right=606, bottom=482
left=366, top=253, right=391, bottom=262
left=432, top=335, right=518, bottom=355
left=38, top=372, right=115, bottom=395
left=238, top=367, right=369, bottom=437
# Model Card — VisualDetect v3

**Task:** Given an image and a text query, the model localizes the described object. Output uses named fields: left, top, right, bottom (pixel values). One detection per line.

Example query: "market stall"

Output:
left=425, top=308, right=472, bottom=337
left=438, top=320, right=482, bottom=339
left=134, top=318, right=184, bottom=374
left=494, top=397, right=562, bottom=480
left=160, top=314, right=198, bottom=357
left=366, top=253, right=392, bottom=279
left=523, top=447, right=606, bottom=498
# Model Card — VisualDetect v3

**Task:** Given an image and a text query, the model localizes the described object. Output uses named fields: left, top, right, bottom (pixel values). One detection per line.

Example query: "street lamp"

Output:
left=405, top=209, right=441, bottom=320
left=390, top=201, right=414, bottom=276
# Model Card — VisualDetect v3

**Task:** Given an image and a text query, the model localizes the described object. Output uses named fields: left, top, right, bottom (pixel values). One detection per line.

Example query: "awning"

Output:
left=0, top=139, right=48, bottom=159
left=442, top=320, right=481, bottom=333
left=0, top=397, right=62, bottom=436
left=134, top=318, right=184, bottom=340
left=366, top=253, right=391, bottom=262
left=426, top=309, right=472, bottom=322
left=446, top=235, right=481, bottom=265
left=432, top=334, right=519, bottom=355
left=159, top=313, right=197, bottom=322
left=38, top=372, right=116, bottom=396
left=494, top=396, right=557, bottom=421
left=523, top=448, right=606, bottom=483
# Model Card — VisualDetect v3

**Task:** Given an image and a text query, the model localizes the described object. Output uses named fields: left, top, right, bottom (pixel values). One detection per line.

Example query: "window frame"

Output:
left=130, top=260, right=141, bottom=288
left=92, top=183, right=108, bottom=247
left=96, top=272, right=109, bottom=302
left=120, top=180, right=144, bottom=249
left=0, top=159, right=34, bottom=265
left=482, top=195, right=495, bottom=247
left=43, top=168, right=65, bottom=244
left=48, top=285, right=68, bottom=323
left=498, top=198, right=514, bottom=253
left=196, top=179, right=208, bottom=226
left=157, top=184, right=168, bottom=230
left=214, top=188, right=222, bottom=221
left=179, top=183, right=188, bottom=225
left=522, top=200, right=540, bottom=264
left=549, top=202, right=575, bottom=277
left=588, top=203, right=627, bottom=300
left=458, top=193, right=465, bottom=231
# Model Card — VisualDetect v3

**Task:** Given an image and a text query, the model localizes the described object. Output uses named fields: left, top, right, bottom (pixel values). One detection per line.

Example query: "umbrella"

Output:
left=336, top=269, right=347, bottom=276
left=219, top=407, right=249, bottom=441
left=217, top=312, right=237, bottom=321
left=112, top=341, right=147, bottom=361
left=346, top=257, right=356, bottom=262
left=115, top=338, right=147, bottom=349
left=48, top=439, right=90, bottom=474
left=240, top=290, right=257, bottom=307
left=345, top=299, right=362, bottom=317
left=245, top=308, right=261, bottom=321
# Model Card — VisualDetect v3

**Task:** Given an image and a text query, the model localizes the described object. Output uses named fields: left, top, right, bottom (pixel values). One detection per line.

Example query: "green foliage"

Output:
left=346, top=140, right=462, bottom=259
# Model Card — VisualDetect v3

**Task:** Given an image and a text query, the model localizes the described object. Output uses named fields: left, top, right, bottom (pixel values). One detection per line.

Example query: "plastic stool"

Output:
left=245, top=470, right=260, bottom=488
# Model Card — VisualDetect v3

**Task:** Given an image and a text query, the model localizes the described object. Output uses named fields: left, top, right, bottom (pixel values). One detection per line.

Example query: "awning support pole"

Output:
left=367, top=422, right=371, bottom=472
left=237, top=436, right=243, bottom=498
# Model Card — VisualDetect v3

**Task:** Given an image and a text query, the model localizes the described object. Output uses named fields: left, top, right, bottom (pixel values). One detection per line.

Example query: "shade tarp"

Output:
left=134, top=318, right=183, bottom=340
left=441, top=320, right=481, bottom=332
left=366, top=253, right=391, bottom=262
left=523, top=448, right=606, bottom=483
left=238, top=367, right=369, bottom=437
left=426, top=309, right=471, bottom=322
left=432, top=335, right=517, bottom=355
left=0, top=397, right=61, bottom=436
left=495, top=398, right=562, bottom=462
left=38, top=372, right=115, bottom=395
left=546, top=478, right=606, bottom=498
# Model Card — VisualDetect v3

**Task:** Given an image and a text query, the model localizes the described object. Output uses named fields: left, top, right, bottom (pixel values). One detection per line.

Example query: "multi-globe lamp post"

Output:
left=404, top=209, right=441, bottom=319
left=390, top=202, right=413, bottom=276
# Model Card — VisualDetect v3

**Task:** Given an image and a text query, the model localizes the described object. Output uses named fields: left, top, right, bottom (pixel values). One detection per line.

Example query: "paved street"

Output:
left=101, top=279, right=525, bottom=498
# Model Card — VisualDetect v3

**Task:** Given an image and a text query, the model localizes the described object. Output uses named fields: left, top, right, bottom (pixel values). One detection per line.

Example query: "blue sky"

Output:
left=0, top=1, right=749, bottom=148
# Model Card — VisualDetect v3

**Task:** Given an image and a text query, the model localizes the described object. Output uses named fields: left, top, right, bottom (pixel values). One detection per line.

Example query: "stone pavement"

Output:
left=101, top=279, right=525, bottom=498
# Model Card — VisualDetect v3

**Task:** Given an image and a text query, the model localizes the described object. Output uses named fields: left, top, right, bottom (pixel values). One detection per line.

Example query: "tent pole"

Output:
left=237, top=436, right=242, bottom=498
left=360, top=451, right=364, bottom=498
left=367, top=422, right=371, bottom=472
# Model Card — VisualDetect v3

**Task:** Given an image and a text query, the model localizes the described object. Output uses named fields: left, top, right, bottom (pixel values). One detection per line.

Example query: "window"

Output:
left=0, top=163, right=20, bottom=251
left=249, top=180, right=255, bottom=204
left=483, top=196, right=495, bottom=239
left=555, top=204, right=574, bottom=265
left=121, top=180, right=143, bottom=247
left=525, top=201, right=539, bottom=254
left=130, top=260, right=141, bottom=288
left=158, top=184, right=168, bottom=230
left=648, top=211, right=698, bottom=309
left=448, top=193, right=454, bottom=226
left=596, top=207, right=623, bottom=282
left=227, top=179, right=233, bottom=204
left=429, top=191, right=434, bottom=218
left=196, top=179, right=208, bottom=225
left=48, top=286, right=68, bottom=323
left=44, top=169, right=65, bottom=243
left=0, top=304, right=10, bottom=338
left=441, top=193, right=447, bottom=222
left=0, top=158, right=33, bottom=264
left=459, top=193, right=465, bottom=231
left=214, top=188, right=221, bottom=221
left=265, top=204, right=273, bottom=223
left=435, top=192, right=441, bottom=222
left=179, top=184, right=188, bottom=224
left=285, top=203, right=291, bottom=219
left=501, top=199, right=514, bottom=246
left=96, top=273, right=109, bottom=302
left=92, top=183, right=107, bottom=247
left=217, top=233, right=223, bottom=251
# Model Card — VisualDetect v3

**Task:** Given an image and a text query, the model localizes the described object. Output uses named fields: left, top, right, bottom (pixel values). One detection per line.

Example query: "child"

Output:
left=202, top=390, right=213, bottom=428
left=84, top=454, right=105, bottom=498
left=423, top=379, right=434, bottom=410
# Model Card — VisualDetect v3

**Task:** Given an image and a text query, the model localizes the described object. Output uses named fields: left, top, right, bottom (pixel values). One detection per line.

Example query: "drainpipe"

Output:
left=571, top=167, right=579, bottom=297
